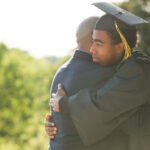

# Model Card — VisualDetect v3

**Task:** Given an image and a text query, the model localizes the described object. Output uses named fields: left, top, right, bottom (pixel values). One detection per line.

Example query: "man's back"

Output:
left=49, top=50, right=114, bottom=150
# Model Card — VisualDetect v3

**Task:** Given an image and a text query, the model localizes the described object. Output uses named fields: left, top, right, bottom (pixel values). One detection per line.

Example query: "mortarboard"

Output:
left=91, top=2, right=149, bottom=62
left=92, top=2, right=149, bottom=26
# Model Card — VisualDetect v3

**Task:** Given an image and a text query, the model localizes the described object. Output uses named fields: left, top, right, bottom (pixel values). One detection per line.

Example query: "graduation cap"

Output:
left=92, top=2, right=149, bottom=26
left=91, top=2, right=149, bottom=62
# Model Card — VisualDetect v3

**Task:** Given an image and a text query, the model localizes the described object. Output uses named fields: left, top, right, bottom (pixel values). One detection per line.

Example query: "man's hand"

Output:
left=51, top=84, right=66, bottom=112
left=45, top=113, right=57, bottom=139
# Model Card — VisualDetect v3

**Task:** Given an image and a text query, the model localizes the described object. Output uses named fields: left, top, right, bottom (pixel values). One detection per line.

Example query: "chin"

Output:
left=92, top=58, right=101, bottom=63
left=93, top=59, right=98, bottom=63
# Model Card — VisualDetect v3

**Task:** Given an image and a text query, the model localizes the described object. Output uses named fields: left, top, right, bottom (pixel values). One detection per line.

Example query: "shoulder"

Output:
left=112, top=57, right=149, bottom=90
left=118, top=50, right=150, bottom=74
left=56, top=59, right=72, bottom=71
left=116, top=57, right=144, bottom=78
left=115, top=55, right=150, bottom=88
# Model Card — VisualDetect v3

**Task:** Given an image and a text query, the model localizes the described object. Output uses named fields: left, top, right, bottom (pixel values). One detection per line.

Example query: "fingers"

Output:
left=45, top=119, right=57, bottom=139
left=50, top=98, right=54, bottom=107
left=52, top=93, right=56, bottom=98
left=46, top=113, right=51, bottom=120
left=44, top=113, right=57, bottom=140
left=57, top=83, right=66, bottom=96
left=45, top=120, right=55, bottom=127
left=50, top=99, right=59, bottom=112
left=53, top=107, right=59, bottom=113
left=48, top=131, right=56, bottom=136
left=46, top=127, right=57, bottom=132
left=49, top=135, right=54, bottom=139
left=46, top=126, right=57, bottom=139
left=58, top=83, right=62, bottom=90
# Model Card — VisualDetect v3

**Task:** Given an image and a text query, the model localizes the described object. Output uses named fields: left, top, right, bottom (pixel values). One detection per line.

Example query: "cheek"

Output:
left=98, top=48, right=110, bottom=60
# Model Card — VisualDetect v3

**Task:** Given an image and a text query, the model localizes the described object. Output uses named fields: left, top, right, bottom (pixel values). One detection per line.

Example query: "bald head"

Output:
left=76, top=16, right=99, bottom=51
left=76, top=16, right=99, bottom=41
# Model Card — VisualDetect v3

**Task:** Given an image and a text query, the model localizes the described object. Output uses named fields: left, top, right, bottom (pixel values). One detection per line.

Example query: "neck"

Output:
left=78, top=45, right=90, bottom=52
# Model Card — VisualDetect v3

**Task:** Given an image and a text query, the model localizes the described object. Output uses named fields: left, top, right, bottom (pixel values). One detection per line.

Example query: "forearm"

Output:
left=58, top=58, right=149, bottom=145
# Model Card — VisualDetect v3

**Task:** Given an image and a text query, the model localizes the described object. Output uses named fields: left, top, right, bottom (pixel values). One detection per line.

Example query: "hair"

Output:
left=76, top=16, right=99, bottom=41
left=95, top=14, right=138, bottom=49
left=106, top=27, right=137, bottom=49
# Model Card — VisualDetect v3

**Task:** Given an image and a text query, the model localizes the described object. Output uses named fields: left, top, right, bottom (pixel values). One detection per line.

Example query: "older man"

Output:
left=45, top=16, right=116, bottom=150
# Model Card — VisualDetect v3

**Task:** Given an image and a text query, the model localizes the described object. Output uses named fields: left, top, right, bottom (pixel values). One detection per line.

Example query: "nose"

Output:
left=90, top=44, right=96, bottom=55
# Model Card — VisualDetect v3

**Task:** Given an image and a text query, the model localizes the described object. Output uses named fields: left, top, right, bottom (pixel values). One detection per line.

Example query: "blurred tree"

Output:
left=0, top=47, right=60, bottom=149
left=0, top=43, right=8, bottom=64
left=0, top=41, right=71, bottom=150
left=45, top=56, right=60, bottom=64
left=118, top=0, right=150, bottom=55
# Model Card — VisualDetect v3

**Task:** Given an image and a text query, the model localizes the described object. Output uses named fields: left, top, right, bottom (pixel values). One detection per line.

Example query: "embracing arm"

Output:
left=56, top=58, right=149, bottom=146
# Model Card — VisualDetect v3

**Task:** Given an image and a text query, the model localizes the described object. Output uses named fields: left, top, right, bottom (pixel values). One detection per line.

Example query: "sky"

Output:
left=0, top=0, right=124, bottom=58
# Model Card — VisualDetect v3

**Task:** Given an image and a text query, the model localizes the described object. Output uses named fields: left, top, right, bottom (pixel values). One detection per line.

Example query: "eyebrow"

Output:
left=93, top=39, right=104, bottom=43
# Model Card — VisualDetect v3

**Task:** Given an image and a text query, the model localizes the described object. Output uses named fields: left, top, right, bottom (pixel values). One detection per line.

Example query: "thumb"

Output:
left=46, top=113, right=51, bottom=120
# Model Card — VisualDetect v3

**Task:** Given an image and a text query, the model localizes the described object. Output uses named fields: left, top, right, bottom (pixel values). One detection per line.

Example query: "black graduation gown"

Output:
left=59, top=51, right=150, bottom=149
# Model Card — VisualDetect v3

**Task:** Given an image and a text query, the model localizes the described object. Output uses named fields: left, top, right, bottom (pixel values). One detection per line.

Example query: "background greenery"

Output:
left=0, top=0, right=150, bottom=149
left=0, top=43, right=71, bottom=150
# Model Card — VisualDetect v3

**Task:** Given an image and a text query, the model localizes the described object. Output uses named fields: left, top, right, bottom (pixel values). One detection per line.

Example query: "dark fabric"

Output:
left=92, top=2, right=148, bottom=26
left=86, top=129, right=130, bottom=150
left=49, top=50, right=115, bottom=150
left=95, top=14, right=136, bottom=30
left=60, top=51, right=150, bottom=149
left=59, top=96, right=69, bottom=114
left=120, top=104, right=150, bottom=150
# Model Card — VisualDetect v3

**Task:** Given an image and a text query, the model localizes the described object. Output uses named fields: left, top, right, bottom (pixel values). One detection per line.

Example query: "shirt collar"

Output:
left=77, top=49, right=91, bottom=55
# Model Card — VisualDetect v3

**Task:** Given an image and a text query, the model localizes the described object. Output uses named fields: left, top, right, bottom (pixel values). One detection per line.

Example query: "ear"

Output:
left=115, top=42, right=124, bottom=54
left=76, top=39, right=79, bottom=44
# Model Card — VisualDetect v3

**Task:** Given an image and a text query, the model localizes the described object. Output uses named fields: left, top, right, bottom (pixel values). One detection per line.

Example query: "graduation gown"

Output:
left=59, top=51, right=150, bottom=148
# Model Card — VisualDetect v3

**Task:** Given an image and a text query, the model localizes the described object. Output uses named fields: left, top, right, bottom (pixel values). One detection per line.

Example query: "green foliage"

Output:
left=0, top=1, right=149, bottom=149
left=119, top=0, right=150, bottom=56
left=45, top=56, right=60, bottom=64
left=0, top=43, right=8, bottom=64
left=0, top=43, right=70, bottom=150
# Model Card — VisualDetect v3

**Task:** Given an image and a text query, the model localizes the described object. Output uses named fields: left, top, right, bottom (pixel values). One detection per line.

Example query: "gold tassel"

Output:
left=114, top=21, right=132, bottom=62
